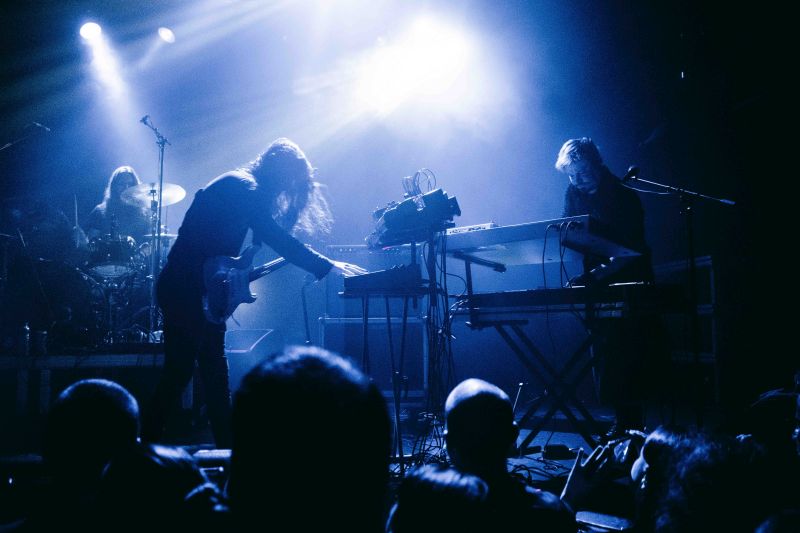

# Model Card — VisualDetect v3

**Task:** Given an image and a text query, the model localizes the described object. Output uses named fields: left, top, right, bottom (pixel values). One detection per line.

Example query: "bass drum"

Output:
left=31, top=259, right=106, bottom=350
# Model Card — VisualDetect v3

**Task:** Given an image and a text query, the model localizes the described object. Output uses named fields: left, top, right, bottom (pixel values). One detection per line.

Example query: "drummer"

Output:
left=85, top=166, right=151, bottom=244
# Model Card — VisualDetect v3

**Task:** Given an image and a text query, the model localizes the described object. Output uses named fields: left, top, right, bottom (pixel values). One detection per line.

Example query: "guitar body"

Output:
left=202, top=245, right=288, bottom=324
left=203, top=245, right=261, bottom=325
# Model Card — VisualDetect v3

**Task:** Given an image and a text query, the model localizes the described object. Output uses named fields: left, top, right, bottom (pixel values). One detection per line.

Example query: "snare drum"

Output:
left=88, top=235, right=138, bottom=278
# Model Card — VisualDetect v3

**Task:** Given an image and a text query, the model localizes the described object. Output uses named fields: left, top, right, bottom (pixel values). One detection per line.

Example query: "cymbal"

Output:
left=143, top=233, right=179, bottom=239
left=121, top=183, right=186, bottom=207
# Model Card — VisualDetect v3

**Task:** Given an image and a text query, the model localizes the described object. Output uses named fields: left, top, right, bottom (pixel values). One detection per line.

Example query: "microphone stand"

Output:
left=140, top=116, right=171, bottom=341
left=625, top=173, right=735, bottom=427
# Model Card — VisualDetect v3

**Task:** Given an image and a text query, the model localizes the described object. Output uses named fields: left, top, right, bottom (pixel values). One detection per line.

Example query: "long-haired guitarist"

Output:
left=142, top=138, right=366, bottom=447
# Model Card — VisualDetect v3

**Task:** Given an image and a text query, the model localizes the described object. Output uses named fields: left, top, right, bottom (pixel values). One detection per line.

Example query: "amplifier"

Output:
left=324, top=244, right=424, bottom=318
left=319, top=317, right=427, bottom=398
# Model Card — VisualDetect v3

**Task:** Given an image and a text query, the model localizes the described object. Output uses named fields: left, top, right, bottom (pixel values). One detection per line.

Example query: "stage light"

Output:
left=79, top=22, right=125, bottom=98
left=158, top=27, right=176, bottom=44
left=80, top=22, right=102, bottom=41
left=355, top=16, right=472, bottom=116
left=77, top=17, right=151, bottom=162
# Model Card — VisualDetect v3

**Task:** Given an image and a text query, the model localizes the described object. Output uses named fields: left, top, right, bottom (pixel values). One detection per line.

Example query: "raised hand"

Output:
left=559, top=444, right=616, bottom=513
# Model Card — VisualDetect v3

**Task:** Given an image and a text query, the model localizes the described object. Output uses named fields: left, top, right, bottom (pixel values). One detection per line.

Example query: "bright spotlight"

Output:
left=405, top=18, right=470, bottom=95
left=355, top=17, right=472, bottom=115
left=158, top=27, right=176, bottom=44
left=80, top=22, right=102, bottom=41
left=80, top=26, right=125, bottom=98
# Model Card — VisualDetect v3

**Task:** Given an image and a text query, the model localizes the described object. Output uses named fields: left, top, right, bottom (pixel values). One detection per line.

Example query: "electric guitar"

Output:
left=202, top=245, right=288, bottom=324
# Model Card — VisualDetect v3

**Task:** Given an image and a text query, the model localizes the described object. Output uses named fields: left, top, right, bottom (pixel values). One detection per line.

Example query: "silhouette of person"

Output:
left=98, top=442, right=227, bottom=532
left=143, top=139, right=366, bottom=448
left=85, top=166, right=151, bottom=244
left=227, top=345, right=391, bottom=532
left=386, top=464, right=490, bottom=533
left=444, top=378, right=573, bottom=532
left=12, top=379, right=141, bottom=532
left=555, top=137, right=667, bottom=436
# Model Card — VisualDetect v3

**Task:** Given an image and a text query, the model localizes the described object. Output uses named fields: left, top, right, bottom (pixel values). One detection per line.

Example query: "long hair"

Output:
left=97, top=165, right=150, bottom=225
left=244, top=138, right=333, bottom=236
left=99, top=166, right=140, bottom=211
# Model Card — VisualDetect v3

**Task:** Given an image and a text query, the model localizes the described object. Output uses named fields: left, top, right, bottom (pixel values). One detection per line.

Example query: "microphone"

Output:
left=139, top=115, right=150, bottom=125
left=621, top=165, right=639, bottom=182
left=31, top=122, right=51, bottom=132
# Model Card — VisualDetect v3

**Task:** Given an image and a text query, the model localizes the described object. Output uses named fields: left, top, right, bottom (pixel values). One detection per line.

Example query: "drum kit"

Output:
left=0, top=182, right=186, bottom=354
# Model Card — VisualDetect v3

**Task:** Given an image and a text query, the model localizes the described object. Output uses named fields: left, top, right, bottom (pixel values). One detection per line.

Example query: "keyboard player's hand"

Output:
left=330, top=260, right=368, bottom=277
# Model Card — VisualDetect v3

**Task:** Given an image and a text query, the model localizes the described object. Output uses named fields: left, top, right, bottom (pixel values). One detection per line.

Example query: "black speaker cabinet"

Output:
left=319, top=317, right=427, bottom=399
left=324, top=245, right=424, bottom=319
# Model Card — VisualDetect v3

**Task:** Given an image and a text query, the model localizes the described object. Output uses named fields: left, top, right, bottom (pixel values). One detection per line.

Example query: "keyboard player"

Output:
left=555, top=137, right=667, bottom=439
left=557, top=137, right=653, bottom=286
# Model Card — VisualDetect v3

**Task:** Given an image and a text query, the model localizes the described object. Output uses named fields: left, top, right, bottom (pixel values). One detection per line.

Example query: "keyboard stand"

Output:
left=454, top=255, right=602, bottom=450
left=502, top=322, right=601, bottom=450
left=340, top=286, right=428, bottom=476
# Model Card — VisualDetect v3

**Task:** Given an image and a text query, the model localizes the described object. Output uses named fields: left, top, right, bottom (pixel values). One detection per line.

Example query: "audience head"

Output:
left=387, top=464, right=489, bottom=533
left=655, top=433, right=768, bottom=533
left=444, top=378, right=518, bottom=476
left=43, top=378, right=139, bottom=483
left=229, top=345, right=391, bottom=532
left=745, top=389, right=799, bottom=460
left=630, top=425, right=687, bottom=488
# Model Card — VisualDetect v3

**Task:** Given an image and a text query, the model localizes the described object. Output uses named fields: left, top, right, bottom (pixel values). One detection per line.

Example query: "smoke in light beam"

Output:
left=81, top=23, right=126, bottom=99
left=355, top=17, right=472, bottom=116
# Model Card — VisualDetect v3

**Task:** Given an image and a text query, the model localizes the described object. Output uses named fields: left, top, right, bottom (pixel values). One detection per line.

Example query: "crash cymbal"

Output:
left=143, top=233, right=179, bottom=239
left=121, top=183, right=186, bottom=207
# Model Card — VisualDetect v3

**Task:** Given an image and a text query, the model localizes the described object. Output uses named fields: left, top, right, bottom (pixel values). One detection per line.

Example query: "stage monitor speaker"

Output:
left=319, top=317, right=427, bottom=400
left=225, top=329, right=284, bottom=393
left=324, top=244, right=424, bottom=319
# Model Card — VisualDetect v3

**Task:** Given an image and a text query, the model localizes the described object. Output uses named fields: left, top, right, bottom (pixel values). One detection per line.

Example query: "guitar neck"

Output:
left=250, top=257, right=288, bottom=282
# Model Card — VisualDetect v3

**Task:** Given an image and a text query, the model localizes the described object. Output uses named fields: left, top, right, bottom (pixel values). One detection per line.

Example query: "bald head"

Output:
left=446, top=378, right=510, bottom=412
left=445, top=379, right=517, bottom=471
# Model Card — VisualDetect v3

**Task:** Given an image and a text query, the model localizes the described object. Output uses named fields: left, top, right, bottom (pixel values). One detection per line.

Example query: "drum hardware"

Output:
left=1, top=198, right=161, bottom=352
left=137, top=232, right=177, bottom=268
left=28, top=259, right=106, bottom=351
